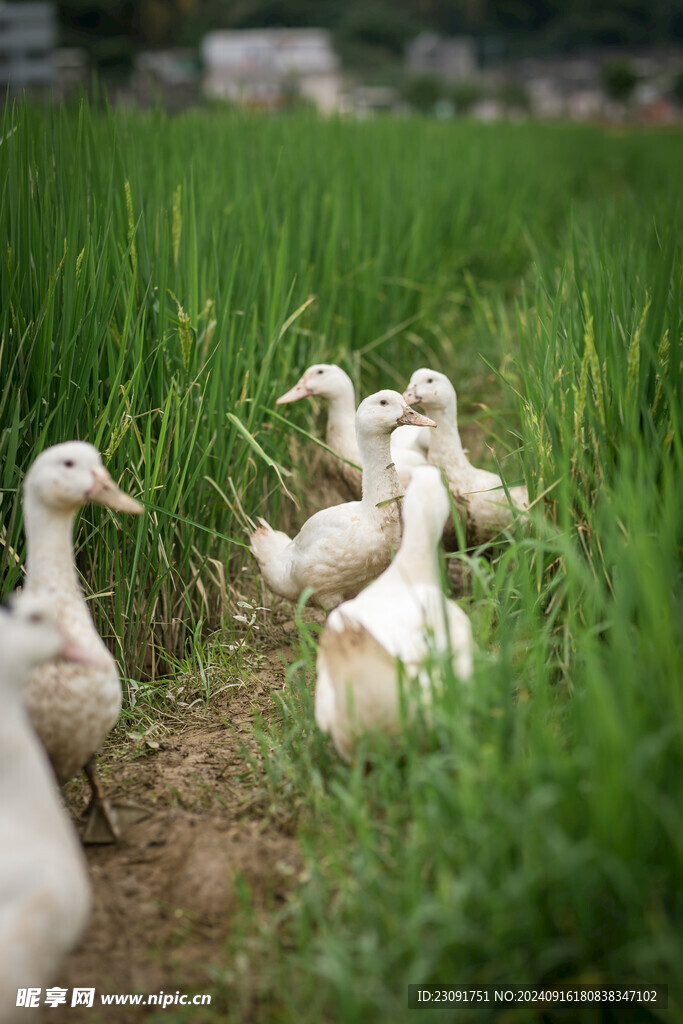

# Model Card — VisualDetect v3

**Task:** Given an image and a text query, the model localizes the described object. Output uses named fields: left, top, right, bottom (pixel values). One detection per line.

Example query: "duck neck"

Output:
left=23, top=500, right=81, bottom=594
left=391, top=513, right=442, bottom=587
left=358, top=428, right=402, bottom=510
left=0, top=684, right=30, bottom=762
left=427, top=400, right=469, bottom=470
left=325, top=382, right=359, bottom=463
left=0, top=680, right=73, bottom=823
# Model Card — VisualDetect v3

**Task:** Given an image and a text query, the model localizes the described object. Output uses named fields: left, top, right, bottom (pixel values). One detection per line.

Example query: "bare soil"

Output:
left=50, top=613, right=307, bottom=1023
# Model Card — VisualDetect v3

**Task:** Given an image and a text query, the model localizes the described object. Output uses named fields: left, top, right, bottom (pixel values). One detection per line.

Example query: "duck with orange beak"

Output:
left=251, top=391, right=436, bottom=608
left=404, top=368, right=528, bottom=546
left=16, top=441, right=143, bottom=842
left=276, top=363, right=430, bottom=499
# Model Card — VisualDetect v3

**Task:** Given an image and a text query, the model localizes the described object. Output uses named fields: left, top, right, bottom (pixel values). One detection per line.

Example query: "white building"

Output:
left=406, top=32, right=478, bottom=82
left=202, top=28, right=342, bottom=113
left=0, top=2, right=57, bottom=93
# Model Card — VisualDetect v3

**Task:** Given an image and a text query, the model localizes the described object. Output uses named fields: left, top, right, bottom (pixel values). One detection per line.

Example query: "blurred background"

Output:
left=1, top=0, right=682, bottom=121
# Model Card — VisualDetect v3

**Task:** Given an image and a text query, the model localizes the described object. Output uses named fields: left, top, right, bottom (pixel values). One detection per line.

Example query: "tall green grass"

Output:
left=2, top=101, right=680, bottom=685
left=213, top=150, right=682, bottom=1019
left=1, top=98, right=681, bottom=1021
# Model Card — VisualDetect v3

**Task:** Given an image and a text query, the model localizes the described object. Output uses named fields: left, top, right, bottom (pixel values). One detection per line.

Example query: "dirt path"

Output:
left=50, top=631, right=304, bottom=1023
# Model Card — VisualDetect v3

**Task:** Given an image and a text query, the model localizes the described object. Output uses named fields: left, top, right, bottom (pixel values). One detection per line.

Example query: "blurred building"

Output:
left=201, top=28, right=342, bottom=113
left=509, top=48, right=682, bottom=120
left=402, top=31, right=682, bottom=122
left=131, top=49, right=200, bottom=110
left=0, top=1, right=57, bottom=93
left=406, top=33, right=477, bottom=81
left=341, top=85, right=399, bottom=117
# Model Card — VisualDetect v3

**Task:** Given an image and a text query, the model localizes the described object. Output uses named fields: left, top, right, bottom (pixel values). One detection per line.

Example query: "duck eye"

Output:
left=28, top=612, right=44, bottom=624
left=427, top=378, right=433, bottom=383
left=317, top=369, right=324, bottom=374
left=380, top=399, right=387, bottom=406
left=64, top=460, right=75, bottom=468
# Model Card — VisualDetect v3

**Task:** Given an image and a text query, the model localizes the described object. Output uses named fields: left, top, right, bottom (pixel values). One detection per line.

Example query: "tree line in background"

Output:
left=50, top=0, right=683, bottom=72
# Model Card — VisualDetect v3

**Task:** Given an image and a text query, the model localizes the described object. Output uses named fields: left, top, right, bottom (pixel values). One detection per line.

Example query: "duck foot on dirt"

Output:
left=81, top=756, right=121, bottom=844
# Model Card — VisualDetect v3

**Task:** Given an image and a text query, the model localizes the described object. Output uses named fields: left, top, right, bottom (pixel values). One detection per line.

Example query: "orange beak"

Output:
left=87, top=466, right=143, bottom=514
left=276, top=375, right=313, bottom=405
left=397, top=406, right=436, bottom=428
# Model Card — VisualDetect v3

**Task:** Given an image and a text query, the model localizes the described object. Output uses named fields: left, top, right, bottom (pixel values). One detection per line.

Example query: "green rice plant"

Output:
left=3, top=94, right=679, bottom=1021
left=219, top=427, right=681, bottom=1023
left=206, top=147, right=682, bottom=1021
left=2, top=98, right=681, bottom=700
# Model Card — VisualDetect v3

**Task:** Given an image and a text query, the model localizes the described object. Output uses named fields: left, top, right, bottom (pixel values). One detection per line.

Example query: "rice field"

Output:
left=1, top=98, right=682, bottom=1022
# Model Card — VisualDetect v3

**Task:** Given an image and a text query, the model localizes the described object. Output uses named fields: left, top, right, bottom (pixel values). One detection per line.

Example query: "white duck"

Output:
left=315, top=465, right=473, bottom=762
left=251, top=391, right=435, bottom=608
left=276, top=363, right=430, bottom=498
left=19, top=441, right=143, bottom=842
left=404, top=369, right=528, bottom=546
left=0, top=595, right=92, bottom=1021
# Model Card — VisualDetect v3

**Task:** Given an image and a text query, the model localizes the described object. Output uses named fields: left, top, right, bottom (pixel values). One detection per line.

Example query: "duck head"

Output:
left=23, top=441, right=143, bottom=516
left=0, top=596, right=63, bottom=675
left=0, top=593, right=106, bottom=681
left=403, top=369, right=457, bottom=416
left=276, top=363, right=353, bottom=405
left=355, top=390, right=436, bottom=441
